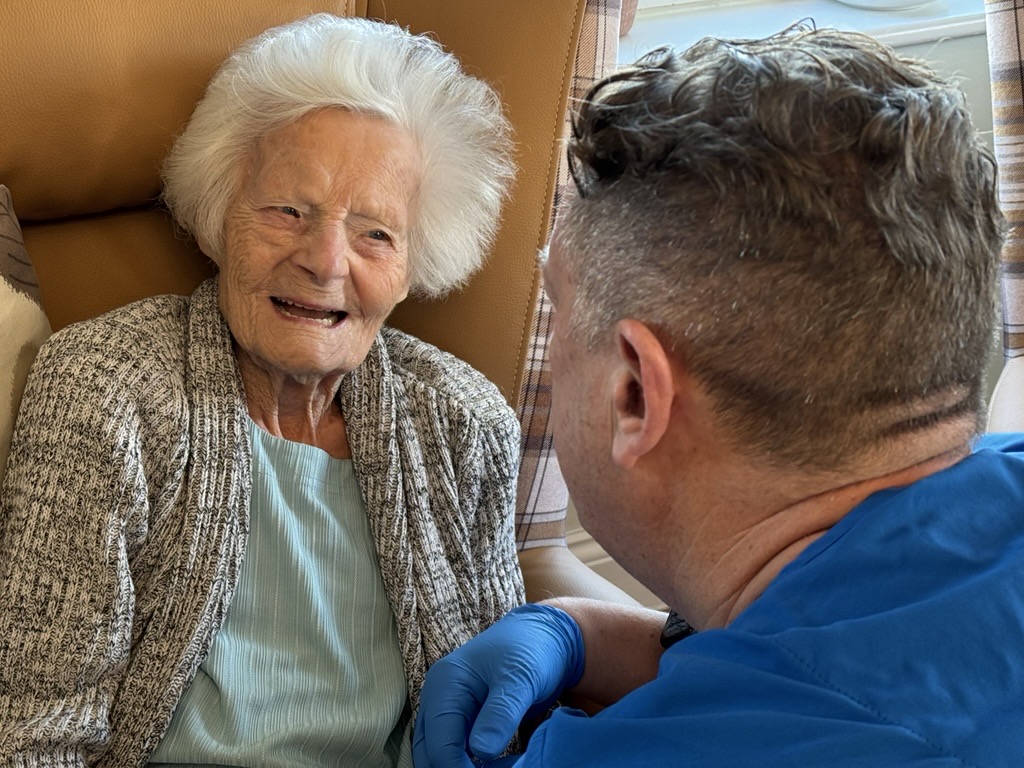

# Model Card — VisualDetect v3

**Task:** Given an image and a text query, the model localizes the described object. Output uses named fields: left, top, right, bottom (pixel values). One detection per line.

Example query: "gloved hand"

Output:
left=413, top=603, right=585, bottom=768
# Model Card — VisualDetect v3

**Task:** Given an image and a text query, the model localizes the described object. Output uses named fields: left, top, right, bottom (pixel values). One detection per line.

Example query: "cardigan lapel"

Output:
left=340, top=336, right=423, bottom=707
left=111, top=279, right=252, bottom=766
left=178, top=278, right=251, bottom=674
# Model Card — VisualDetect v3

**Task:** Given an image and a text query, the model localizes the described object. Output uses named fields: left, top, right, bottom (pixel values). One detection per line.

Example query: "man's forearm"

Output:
left=543, top=596, right=666, bottom=707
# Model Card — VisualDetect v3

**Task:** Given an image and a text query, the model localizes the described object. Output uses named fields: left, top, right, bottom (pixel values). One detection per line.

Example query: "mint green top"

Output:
left=149, top=420, right=412, bottom=768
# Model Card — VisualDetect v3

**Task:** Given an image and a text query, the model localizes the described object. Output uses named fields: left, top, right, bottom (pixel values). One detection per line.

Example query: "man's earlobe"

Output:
left=611, top=320, right=674, bottom=469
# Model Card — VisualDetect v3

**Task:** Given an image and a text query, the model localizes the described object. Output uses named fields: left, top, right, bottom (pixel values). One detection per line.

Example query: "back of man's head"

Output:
left=558, top=24, right=1006, bottom=471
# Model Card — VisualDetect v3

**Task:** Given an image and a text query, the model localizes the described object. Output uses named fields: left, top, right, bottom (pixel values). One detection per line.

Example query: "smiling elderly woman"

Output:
left=0, top=14, right=521, bottom=768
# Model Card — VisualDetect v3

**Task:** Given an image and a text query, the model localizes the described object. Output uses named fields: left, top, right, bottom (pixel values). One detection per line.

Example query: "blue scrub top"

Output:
left=523, top=434, right=1024, bottom=767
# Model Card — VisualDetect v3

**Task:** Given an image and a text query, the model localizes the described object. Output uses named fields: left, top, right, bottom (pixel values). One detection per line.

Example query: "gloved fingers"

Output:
left=466, top=683, right=536, bottom=759
left=413, top=706, right=479, bottom=768
left=413, top=605, right=585, bottom=766
left=476, top=755, right=522, bottom=768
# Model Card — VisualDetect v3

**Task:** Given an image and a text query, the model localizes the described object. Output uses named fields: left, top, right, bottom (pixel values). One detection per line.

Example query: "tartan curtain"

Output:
left=987, top=0, right=1024, bottom=359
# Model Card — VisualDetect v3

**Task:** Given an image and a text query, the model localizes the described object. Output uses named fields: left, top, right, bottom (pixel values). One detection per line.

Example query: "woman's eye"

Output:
left=368, top=229, right=392, bottom=243
left=278, top=206, right=301, bottom=218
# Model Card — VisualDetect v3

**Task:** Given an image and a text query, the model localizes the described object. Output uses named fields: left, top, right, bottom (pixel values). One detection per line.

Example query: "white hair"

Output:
left=162, top=14, right=514, bottom=296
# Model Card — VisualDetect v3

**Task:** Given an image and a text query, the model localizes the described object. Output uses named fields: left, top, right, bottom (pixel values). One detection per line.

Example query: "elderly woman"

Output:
left=0, top=14, right=523, bottom=768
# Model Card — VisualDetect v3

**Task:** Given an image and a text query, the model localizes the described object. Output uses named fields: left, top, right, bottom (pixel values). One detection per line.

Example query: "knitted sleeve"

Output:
left=0, top=318, right=180, bottom=766
left=461, top=394, right=526, bottom=627
left=388, top=329, right=526, bottom=630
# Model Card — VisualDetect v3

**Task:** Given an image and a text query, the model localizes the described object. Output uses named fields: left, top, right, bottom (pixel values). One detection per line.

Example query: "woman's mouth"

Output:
left=271, top=297, right=347, bottom=327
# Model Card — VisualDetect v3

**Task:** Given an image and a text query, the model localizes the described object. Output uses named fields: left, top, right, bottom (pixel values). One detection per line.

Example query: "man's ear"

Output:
left=611, top=319, right=674, bottom=469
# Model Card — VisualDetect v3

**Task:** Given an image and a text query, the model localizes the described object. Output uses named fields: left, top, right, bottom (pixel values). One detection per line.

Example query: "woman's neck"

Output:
left=237, top=348, right=351, bottom=459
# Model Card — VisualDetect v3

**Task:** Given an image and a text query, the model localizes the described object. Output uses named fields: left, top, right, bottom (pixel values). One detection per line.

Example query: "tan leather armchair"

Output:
left=0, top=0, right=587, bottom=407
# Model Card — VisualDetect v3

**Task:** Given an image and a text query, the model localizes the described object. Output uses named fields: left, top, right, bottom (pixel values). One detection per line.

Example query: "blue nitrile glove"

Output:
left=413, top=603, right=585, bottom=768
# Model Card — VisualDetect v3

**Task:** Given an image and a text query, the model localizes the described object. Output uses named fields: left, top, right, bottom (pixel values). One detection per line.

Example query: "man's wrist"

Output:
left=660, top=610, right=696, bottom=648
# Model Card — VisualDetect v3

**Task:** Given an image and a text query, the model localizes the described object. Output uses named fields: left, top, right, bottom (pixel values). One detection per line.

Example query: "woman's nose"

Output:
left=296, top=223, right=351, bottom=283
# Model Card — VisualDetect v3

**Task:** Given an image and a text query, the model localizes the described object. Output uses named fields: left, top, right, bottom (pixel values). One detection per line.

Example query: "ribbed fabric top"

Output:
left=149, top=419, right=412, bottom=768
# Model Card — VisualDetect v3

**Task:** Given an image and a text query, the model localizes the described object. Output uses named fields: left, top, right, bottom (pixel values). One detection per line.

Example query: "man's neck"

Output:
left=664, top=430, right=974, bottom=631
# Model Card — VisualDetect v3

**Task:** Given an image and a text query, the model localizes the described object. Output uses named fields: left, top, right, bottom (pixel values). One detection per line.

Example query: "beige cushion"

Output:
left=0, top=186, right=51, bottom=478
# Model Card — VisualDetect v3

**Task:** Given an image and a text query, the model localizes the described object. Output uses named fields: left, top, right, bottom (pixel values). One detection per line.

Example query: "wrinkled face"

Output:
left=219, top=108, right=419, bottom=384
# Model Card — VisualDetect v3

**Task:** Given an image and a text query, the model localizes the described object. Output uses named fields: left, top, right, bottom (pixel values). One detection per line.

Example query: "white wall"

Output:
left=567, top=5, right=997, bottom=609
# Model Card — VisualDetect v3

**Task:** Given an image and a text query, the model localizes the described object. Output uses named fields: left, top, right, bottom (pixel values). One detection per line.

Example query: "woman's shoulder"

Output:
left=38, top=293, right=192, bottom=381
left=50, top=293, right=189, bottom=344
left=379, top=326, right=515, bottom=427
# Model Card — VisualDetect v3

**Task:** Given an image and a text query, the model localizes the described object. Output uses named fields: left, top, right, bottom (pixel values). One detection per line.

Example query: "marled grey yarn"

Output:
left=0, top=278, right=524, bottom=768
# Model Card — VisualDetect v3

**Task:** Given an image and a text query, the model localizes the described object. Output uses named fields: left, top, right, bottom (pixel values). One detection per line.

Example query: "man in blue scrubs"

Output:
left=413, top=25, right=1024, bottom=767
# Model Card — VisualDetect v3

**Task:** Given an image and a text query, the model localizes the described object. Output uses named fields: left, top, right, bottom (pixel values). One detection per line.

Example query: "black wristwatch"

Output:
left=660, top=610, right=696, bottom=648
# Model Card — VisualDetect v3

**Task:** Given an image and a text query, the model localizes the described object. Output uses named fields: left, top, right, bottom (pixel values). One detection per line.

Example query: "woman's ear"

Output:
left=610, top=319, right=675, bottom=469
left=197, top=234, right=221, bottom=267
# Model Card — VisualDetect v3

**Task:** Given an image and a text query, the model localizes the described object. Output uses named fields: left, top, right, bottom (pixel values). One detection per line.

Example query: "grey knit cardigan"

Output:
left=0, top=279, right=525, bottom=767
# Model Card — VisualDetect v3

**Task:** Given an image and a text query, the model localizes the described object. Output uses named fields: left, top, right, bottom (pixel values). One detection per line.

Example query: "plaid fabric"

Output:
left=987, top=0, right=1024, bottom=359
left=515, top=0, right=622, bottom=549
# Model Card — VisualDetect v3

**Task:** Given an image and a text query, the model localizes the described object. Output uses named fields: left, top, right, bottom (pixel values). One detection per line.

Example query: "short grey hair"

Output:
left=162, top=13, right=514, bottom=297
left=558, top=25, right=1006, bottom=471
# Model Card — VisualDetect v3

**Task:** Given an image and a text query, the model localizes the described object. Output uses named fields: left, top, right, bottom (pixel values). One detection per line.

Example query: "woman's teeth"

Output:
left=272, top=297, right=345, bottom=326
